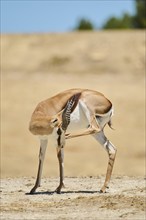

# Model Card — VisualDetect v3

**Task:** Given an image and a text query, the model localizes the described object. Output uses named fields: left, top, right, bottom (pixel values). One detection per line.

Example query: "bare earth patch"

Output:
left=0, top=176, right=145, bottom=220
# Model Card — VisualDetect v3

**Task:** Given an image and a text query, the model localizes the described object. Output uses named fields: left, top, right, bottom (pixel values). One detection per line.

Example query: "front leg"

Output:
left=30, top=139, right=48, bottom=194
left=55, top=128, right=65, bottom=194
left=55, top=146, right=65, bottom=194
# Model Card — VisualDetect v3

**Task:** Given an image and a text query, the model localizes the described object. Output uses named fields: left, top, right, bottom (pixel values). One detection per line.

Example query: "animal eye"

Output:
left=52, top=118, right=58, bottom=123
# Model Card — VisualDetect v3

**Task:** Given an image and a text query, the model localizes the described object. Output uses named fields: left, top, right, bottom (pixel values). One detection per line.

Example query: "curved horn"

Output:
left=62, top=95, right=75, bottom=131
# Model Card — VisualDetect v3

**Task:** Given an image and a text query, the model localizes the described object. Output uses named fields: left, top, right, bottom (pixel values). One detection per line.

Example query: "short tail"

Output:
left=108, top=107, right=114, bottom=130
left=108, top=119, right=114, bottom=130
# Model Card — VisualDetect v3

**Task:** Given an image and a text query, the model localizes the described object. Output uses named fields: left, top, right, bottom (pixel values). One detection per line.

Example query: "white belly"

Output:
left=67, top=100, right=90, bottom=132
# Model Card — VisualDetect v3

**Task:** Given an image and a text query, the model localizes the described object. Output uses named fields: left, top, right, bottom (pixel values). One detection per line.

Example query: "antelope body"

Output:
left=29, top=89, right=117, bottom=194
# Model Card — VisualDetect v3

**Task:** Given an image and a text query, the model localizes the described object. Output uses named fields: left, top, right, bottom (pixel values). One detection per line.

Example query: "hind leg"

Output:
left=93, top=131, right=117, bottom=193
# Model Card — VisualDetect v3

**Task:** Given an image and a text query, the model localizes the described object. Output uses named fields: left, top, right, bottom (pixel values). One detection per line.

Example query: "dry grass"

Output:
left=1, top=31, right=145, bottom=178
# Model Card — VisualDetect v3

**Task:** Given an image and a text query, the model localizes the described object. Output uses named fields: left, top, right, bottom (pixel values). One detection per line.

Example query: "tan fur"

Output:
left=29, top=88, right=112, bottom=135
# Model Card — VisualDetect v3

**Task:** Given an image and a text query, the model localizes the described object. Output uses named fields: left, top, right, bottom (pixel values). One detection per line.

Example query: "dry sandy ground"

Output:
left=0, top=176, right=145, bottom=220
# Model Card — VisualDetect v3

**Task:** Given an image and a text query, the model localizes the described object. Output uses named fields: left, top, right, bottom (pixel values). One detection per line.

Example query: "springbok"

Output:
left=29, top=88, right=117, bottom=194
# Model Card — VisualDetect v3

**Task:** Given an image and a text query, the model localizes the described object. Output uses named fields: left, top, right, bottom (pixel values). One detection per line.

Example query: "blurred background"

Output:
left=1, top=0, right=145, bottom=178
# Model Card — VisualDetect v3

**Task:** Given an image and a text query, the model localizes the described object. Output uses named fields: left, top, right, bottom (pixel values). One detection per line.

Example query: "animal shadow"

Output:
left=26, top=189, right=99, bottom=195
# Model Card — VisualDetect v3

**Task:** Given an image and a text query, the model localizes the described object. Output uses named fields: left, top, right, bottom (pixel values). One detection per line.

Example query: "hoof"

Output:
left=29, top=191, right=35, bottom=195
left=29, top=187, right=36, bottom=194
left=55, top=188, right=61, bottom=194
left=99, top=189, right=105, bottom=193
left=99, top=188, right=107, bottom=193
left=99, top=185, right=109, bottom=193
left=55, top=183, right=65, bottom=194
